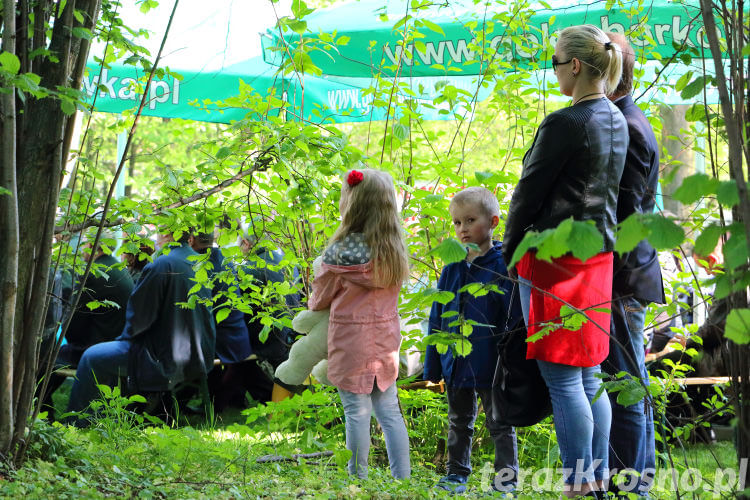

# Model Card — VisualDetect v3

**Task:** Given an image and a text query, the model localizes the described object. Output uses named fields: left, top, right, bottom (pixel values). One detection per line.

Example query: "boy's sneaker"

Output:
left=488, top=483, right=515, bottom=498
left=436, top=474, right=468, bottom=494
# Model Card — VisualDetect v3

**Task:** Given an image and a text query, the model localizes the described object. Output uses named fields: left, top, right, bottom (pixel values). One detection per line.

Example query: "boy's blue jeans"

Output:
left=446, top=386, right=518, bottom=488
left=338, top=382, right=411, bottom=479
left=519, top=277, right=611, bottom=486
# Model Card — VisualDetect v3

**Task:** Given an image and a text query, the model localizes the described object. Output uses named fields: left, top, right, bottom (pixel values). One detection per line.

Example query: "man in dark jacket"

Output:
left=188, top=230, right=256, bottom=409
left=63, top=247, right=135, bottom=365
left=213, top=230, right=300, bottom=406
left=603, top=32, right=665, bottom=496
left=190, top=231, right=251, bottom=365
left=40, top=243, right=133, bottom=419
left=66, top=231, right=215, bottom=420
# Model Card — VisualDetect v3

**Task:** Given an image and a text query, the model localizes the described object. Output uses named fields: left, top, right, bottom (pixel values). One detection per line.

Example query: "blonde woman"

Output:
left=307, top=168, right=411, bottom=480
left=503, top=25, right=627, bottom=499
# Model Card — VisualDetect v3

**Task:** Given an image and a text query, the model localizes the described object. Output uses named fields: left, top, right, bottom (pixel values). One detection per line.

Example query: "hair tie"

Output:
left=347, top=170, right=364, bottom=187
left=604, top=41, right=612, bottom=50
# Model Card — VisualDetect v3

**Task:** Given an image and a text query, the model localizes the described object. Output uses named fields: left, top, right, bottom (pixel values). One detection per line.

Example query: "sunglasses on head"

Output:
left=552, top=54, right=573, bottom=70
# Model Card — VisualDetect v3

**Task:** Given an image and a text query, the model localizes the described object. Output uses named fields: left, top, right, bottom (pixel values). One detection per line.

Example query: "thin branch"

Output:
left=54, top=148, right=276, bottom=235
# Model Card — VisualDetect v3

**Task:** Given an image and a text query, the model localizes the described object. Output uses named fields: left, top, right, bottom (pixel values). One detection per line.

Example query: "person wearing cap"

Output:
left=66, top=229, right=216, bottom=424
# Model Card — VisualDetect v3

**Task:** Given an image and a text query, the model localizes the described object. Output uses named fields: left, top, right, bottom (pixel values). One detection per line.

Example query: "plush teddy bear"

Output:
left=274, top=257, right=332, bottom=386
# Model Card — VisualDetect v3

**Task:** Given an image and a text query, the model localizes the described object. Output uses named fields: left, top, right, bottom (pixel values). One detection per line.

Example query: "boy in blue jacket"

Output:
left=424, top=187, right=520, bottom=495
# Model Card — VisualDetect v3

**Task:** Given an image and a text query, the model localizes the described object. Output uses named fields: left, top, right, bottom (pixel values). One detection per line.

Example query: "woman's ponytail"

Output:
left=603, top=41, right=623, bottom=95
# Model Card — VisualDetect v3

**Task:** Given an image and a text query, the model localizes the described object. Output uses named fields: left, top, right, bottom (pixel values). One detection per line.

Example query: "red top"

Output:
left=517, top=251, right=613, bottom=367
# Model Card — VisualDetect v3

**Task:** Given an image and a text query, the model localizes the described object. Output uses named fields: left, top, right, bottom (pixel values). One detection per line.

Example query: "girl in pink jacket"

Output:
left=307, top=168, right=411, bottom=480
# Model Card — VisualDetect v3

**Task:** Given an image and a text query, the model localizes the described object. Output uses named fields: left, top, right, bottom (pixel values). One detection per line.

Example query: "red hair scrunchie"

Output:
left=347, top=170, right=364, bottom=187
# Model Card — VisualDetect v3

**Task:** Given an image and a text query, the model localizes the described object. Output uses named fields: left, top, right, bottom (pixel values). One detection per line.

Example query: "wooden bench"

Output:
left=653, top=376, right=733, bottom=386
left=400, top=380, right=445, bottom=393
left=54, top=353, right=259, bottom=380
left=645, top=337, right=687, bottom=363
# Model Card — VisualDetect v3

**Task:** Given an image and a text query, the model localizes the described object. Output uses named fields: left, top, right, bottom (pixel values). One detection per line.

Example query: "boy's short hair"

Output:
left=449, top=186, right=500, bottom=218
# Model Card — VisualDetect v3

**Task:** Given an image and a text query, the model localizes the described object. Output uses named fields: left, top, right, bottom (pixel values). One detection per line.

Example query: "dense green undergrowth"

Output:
left=0, top=381, right=741, bottom=499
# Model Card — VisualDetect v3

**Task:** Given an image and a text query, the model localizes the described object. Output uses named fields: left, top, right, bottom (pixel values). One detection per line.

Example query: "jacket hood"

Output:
left=470, top=240, right=504, bottom=266
left=320, top=260, right=382, bottom=289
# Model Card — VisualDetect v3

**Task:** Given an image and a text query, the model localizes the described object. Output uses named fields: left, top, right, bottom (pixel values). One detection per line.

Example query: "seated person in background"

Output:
left=65, top=229, right=216, bottom=425
left=214, top=225, right=300, bottom=407
left=188, top=229, right=252, bottom=409
left=123, top=243, right=155, bottom=283
left=39, top=238, right=134, bottom=420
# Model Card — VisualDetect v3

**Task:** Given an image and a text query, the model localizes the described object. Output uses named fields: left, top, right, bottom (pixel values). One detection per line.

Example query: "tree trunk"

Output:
left=699, top=1, right=750, bottom=496
left=0, top=0, right=20, bottom=456
left=0, top=0, right=102, bottom=463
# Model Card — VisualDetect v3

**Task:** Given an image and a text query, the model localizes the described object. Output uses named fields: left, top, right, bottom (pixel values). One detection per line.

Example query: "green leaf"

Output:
left=215, top=308, right=230, bottom=324
left=474, top=171, right=494, bottom=183
left=615, top=214, right=650, bottom=255
left=128, top=394, right=147, bottom=404
left=723, top=231, right=748, bottom=270
left=643, top=214, right=685, bottom=250
left=526, top=324, right=555, bottom=343
left=259, top=324, right=271, bottom=343
left=72, top=27, right=94, bottom=40
left=392, top=123, right=409, bottom=141
left=421, top=19, right=445, bottom=36
left=0, top=52, right=21, bottom=75
left=0, top=186, right=10, bottom=196
left=429, top=237, right=466, bottom=264
left=535, top=218, right=573, bottom=261
left=674, top=70, right=693, bottom=92
left=60, top=99, right=76, bottom=116
left=616, top=379, right=647, bottom=407
left=725, top=308, right=750, bottom=345
left=454, top=337, right=472, bottom=356
left=566, top=220, right=604, bottom=262
left=672, top=173, right=718, bottom=204
left=694, top=224, right=724, bottom=257
left=216, top=146, right=232, bottom=159
left=432, top=290, right=455, bottom=305
left=717, top=180, right=739, bottom=207
left=559, top=304, right=588, bottom=331
left=680, top=75, right=708, bottom=100
left=96, top=384, right=112, bottom=398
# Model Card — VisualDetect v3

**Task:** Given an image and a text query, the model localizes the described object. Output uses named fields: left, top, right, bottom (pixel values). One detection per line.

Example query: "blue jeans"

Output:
left=519, top=278, right=611, bottom=485
left=446, top=386, right=518, bottom=487
left=602, top=293, right=655, bottom=495
left=338, top=382, right=411, bottom=479
left=66, top=340, right=131, bottom=415
left=537, top=361, right=612, bottom=485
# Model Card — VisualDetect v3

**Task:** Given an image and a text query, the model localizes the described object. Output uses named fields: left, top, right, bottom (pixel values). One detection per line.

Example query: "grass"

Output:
left=2, top=382, right=743, bottom=499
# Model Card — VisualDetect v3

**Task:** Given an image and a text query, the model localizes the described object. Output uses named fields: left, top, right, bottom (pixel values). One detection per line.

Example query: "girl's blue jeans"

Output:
left=338, top=382, right=411, bottom=479
left=519, top=277, right=611, bottom=486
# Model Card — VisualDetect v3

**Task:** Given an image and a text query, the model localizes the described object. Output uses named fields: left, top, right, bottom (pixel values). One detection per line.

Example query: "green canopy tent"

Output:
left=258, top=0, right=731, bottom=111
left=83, top=55, right=472, bottom=124
left=85, top=0, right=729, bottom=126
left=261, top=0, right=718, bottom=78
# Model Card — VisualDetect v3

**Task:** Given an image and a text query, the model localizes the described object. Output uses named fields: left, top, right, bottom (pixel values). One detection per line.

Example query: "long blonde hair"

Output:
left=331, top=168, right=409, bottom=286
left=558, top=25, right=623, bottom=95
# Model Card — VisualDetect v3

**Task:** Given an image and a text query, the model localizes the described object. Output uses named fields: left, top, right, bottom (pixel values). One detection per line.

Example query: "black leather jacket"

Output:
left=503, top=97, right=628, bottom=265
